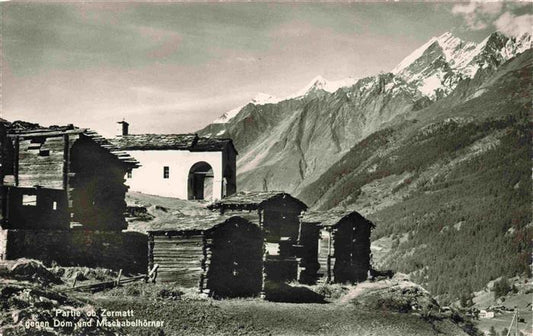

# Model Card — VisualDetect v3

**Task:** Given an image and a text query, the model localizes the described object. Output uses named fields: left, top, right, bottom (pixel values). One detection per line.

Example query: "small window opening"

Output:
left=163, top=166, right=170, bottom=179
left=22, top=194, right=37, bottom=206
left=52, top=201, right=58, bottom=210
left=39, top=149, right=50, bottom=156
left=27, top=138, right=45, bottom=151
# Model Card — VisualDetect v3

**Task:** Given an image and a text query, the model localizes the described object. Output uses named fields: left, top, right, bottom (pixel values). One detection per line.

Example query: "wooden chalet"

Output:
left=209, top=191, right=308, bottom=282
left=147, top=214, right=263, bottom=298
left=2, top=124, right=139, bottom=230
left=299, top=211, right=375, bottom=284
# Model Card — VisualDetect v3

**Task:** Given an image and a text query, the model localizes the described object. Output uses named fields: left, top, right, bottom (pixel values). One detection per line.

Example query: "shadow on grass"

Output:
left=264, top=282, right=327, bottom=303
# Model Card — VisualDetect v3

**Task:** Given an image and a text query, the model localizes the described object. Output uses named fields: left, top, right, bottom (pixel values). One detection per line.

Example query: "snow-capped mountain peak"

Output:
left=212, top=106, right=243, bottom=124
left=391, top=36, right=440, bottom=75
left=392, top=31, right=531, bottom=99
left=213, top=92, right=280, bottom=124
left=292, top=75, right=329, bottom=97
left=212, top=30, right=531, bottom=125
left=288, top=75, right=359, bottom=99
left=435, top=32, right=478, bottom=67
left=392, top=32, right=478, bottom=74
left=250, top=92, right=280, bottom=105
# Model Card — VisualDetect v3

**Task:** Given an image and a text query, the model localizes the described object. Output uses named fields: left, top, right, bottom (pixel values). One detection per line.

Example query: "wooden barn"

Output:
left=208, top=191, right=308, bottom=282
left=2, top=125, right=139, bottom=230
left=147, top=214, right=264, bottom=298
left=299, top=211, right=375, bottom=284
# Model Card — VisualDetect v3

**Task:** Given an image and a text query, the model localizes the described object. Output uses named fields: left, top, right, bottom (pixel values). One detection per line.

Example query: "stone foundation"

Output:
left=3, top=230, right=147, bottom=274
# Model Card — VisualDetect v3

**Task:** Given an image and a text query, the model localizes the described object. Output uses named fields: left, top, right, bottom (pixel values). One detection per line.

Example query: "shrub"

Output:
left=314, top=283, right=347, bottom=300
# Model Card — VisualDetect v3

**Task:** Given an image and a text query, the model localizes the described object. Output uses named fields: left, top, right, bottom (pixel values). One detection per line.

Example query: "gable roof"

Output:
left=300, top=210, right=375, bottom=228
left=110, top=133, right=237, bottom=154
left=208, top=191, right=308, bottom=211
left=8, top=126, right=140, bottom=168
left=147, top=214, right=260, bottom=233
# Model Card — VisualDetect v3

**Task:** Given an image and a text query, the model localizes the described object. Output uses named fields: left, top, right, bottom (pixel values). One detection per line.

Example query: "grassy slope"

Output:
left=298, top=51, right=532, bottom=303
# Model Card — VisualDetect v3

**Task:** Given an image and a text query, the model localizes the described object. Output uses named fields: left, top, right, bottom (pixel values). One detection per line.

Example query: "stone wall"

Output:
left=4, top=230, right=147, bottom=274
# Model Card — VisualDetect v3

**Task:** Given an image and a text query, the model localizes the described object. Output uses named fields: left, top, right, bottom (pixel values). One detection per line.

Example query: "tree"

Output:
left=494, top=277, right=511, bottom=299
left=488, top=326, right=497, bottom=336
left=500, top=328, right=509, bottom=336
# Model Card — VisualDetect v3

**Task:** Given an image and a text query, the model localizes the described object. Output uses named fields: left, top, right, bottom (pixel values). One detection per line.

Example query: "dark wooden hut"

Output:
left=147, top=214, right=263, bottom=298
left=208, top=191, right=308, bottom=282
left=299, top=211, right=375, bottom=284
left=3, top=125, right=139, bottom=230
left=209, top=192, right=307, bottom=239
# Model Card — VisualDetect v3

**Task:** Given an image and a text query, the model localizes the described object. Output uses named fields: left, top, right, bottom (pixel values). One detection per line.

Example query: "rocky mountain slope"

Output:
left=198, top=31, right=530, bottom=197
left=198, top=32, right=531, bottom=302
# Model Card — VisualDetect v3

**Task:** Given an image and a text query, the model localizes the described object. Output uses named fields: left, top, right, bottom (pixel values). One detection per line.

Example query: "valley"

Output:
left=198, top=32, right=532, bottom=303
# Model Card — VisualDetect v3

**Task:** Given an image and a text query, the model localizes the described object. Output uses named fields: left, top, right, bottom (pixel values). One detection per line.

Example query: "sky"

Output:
left=2, top=1, right=532, bottom=137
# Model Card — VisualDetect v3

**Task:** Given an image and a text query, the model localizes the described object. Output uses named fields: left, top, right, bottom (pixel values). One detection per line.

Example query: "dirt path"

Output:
left=337, top=280, right=393, bottom=304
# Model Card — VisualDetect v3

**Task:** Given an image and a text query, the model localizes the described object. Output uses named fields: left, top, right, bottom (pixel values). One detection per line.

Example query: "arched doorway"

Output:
left=188, top=161, right=213, bottom=200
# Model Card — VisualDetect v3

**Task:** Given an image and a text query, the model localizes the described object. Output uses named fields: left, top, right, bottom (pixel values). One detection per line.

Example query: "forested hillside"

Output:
left=299, top=50, right=532, bottom=302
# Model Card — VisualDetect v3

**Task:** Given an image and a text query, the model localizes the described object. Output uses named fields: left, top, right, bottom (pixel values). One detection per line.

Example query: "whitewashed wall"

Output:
left=124, top=150, right=223, bottom=200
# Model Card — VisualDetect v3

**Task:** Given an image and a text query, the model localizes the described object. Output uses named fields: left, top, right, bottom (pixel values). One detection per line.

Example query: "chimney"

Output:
left=117, top=121, right=129, bottom=136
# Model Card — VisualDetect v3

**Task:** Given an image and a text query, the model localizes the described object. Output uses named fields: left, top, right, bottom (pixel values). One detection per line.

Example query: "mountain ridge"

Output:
left=208, top=31, right=530, bottom=125
left=198, top=30, right=530, bottom=200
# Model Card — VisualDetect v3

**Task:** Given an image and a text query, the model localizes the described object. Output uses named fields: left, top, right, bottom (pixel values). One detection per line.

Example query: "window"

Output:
left=52, top=201, right=57, bottom=210
left=22, top=194, right=37, bottom=206
left=163, top=166, right=170, bottom=179
left=127, top=171, right=132, bottom=178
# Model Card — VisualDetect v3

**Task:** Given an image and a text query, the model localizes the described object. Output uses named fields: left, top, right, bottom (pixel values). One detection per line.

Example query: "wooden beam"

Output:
left=8, top=129, right=86, bottom=138
left=63, top=134, right=69, bottom=192
left=327, top=229, right=332, bottom=284
left=4, top=187, right=10, bottom=225
left=13, top=137, right=19, bottom=186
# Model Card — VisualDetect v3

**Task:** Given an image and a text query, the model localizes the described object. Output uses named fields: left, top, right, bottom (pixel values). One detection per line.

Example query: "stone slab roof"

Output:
left=9, top=126, right=140, bottom=168
left=110, top=133, right=237, bottom=153
left=300, top=210, right=376, bottom=228
left=208, top=191, right=308, bottom=211
left=146, top=214, right=260, bottom=233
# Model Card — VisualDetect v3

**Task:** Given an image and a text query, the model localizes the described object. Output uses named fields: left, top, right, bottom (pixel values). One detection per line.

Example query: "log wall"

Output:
left=70, top=136, right=129, bottom=230
left=351, top=221, right=372, bottom=282
left=262, top=203, right=301, bottom=243
left=205, top=219, right=263, bottom=298
left=331, top=218, right=373, bottom=283
left=148, top=218, right=263, bottom=298
left=149, top=233, right=204, bottom=287
left=17, top=136, right=75, bottom=189
left=333, top=222, right=355, bottom=283
left=296, top=222, right=320, bottom=284
left=7, top=133, right=130, bottom=231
